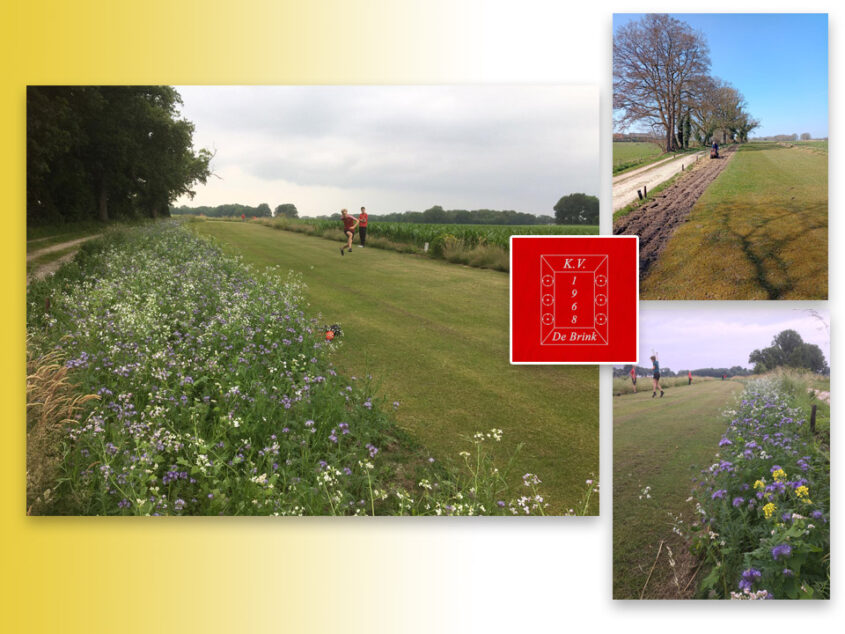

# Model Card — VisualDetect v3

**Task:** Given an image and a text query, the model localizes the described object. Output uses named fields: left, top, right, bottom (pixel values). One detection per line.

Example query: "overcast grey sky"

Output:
left=173, top=85, right=598, bottom=216
left=635, top=305, right=829, bottom=370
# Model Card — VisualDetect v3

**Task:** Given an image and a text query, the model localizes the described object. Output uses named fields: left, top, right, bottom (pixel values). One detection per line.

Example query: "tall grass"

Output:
left=26, top=343, right=99, bottom=514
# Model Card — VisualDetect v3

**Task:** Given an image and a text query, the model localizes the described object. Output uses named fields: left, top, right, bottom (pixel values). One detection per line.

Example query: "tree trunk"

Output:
left=98, top=184, right=109, bottom=222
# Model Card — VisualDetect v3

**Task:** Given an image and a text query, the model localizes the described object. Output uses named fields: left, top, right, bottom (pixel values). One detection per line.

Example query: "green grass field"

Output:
left=193, top=220, right=599, bottom=513
left=794, top=139, right=828, bottom=155
left=641, top=142, right=828, bottom=299
left=613, top=142, right=663, bottom=174
left=613, top=380, right=743, bottom=599
left=613, top=142, right=699, bottom=175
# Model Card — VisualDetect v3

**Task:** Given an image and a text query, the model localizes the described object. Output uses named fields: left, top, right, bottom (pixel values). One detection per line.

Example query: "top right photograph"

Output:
left=612, top=13, right=828, bottom=300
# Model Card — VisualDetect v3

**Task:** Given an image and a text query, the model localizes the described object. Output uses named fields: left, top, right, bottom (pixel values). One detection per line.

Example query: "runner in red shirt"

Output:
left=629, top=365, right=637, bottom=393
left=688, top=370, right=692, bottom=385
left=339, top=209, right=358, bottom=255
left=357, top=206, right=368, bottom=248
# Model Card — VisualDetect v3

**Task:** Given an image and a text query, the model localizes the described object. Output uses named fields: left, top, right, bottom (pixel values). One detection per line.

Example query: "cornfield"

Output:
left=295, top=219, right=597, bottom=248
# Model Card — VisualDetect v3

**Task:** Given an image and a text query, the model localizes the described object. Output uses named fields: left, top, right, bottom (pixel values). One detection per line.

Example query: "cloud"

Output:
left=175, top=85, right=598, bottom=214
left=638, top=307, right=829, bottom=369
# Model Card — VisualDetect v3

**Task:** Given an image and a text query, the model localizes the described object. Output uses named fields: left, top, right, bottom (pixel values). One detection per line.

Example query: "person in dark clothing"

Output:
left=651, top=355, right=664, bottom=398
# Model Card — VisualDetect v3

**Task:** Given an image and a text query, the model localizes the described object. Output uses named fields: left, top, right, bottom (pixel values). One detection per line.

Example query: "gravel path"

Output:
left=612, top=151, right=706, bottom=212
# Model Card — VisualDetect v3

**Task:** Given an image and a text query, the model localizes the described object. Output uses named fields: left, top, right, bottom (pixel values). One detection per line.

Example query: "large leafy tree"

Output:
left=274, top=203, right=299, bottom=218
left=554, top=193, right=599, bottom=225
left=27, top=86, right=211, bottom=225
left=749, top=329, right=828, bottom=374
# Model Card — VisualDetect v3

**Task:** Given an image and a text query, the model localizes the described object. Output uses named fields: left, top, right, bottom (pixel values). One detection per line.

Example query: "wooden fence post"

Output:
left=810, top=404, right=817, bottom=434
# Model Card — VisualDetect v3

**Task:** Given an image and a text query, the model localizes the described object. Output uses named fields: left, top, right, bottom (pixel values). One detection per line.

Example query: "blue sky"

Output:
left=614, top=13, right=828, bottom=138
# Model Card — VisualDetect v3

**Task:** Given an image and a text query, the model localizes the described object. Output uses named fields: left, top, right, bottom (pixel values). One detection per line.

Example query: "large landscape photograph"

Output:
left=26, top=85, right=601, bottom=516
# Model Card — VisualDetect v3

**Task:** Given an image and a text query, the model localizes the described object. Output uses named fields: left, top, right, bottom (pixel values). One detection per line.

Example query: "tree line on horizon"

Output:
left=174, top=194, right=599, bottom=226
left=27, top=86, right=211, bottom=226
left=614, top=365, right=752, bottom=379
left=613, top=14, right=760, bottom=151
left=614, top=329, right=829, bottom=379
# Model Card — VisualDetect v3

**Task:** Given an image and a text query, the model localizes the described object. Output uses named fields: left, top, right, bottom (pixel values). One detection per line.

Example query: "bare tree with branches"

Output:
left=614, top=14, right=711, bottom=152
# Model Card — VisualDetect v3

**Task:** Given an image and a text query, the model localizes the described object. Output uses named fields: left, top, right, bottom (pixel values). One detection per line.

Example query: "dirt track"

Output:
left=613, top=146, right=736, bottom=278
left=26, top=234, right=102, bottom=284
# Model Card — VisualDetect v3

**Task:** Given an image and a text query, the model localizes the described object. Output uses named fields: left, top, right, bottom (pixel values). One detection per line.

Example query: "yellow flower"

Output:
left=763, top=502, right=776, bottom=519
left=754, top=479, right=766, bottom=490
left=795, top=485, right=810, bottom=498
left=772, top=468, right=787, bottom=481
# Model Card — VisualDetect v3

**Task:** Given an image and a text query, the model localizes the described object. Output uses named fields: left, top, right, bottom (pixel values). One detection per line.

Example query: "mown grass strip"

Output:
left=613, top=380, right=743, bottom=598
left=641, top=143, right=827, bottom=299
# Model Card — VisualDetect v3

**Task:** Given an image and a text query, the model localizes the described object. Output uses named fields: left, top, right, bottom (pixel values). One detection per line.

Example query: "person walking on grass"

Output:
left=357, top=206, right=368, bottom=248
left=688, top=370, right=692, bottom=386
left=339, top=209, right=358, bottom=255
left=650, top=354, right=664, bottom=398
left=630, top=365, right=637, bottom=393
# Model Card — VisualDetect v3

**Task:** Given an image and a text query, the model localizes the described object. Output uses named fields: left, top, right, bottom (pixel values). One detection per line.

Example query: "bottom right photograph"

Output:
left=613, top=304, right=830, bottom=600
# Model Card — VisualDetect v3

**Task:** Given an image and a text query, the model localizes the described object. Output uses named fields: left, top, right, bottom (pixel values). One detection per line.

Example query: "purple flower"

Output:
left=712, top=489, right=727, bottom=500
left=771, top=543, right=792, bottom=560
left=718, top=437, right=732, bottom=447
left=739, top=568, right=762, bottom=592
left=732, top=497, right=745, bottom=508
left=782, top=568, right=794, bottom=577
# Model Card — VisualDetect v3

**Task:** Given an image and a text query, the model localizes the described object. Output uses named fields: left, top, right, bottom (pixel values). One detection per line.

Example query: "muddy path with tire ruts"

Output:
left=613, top=146, right=736, bottom=278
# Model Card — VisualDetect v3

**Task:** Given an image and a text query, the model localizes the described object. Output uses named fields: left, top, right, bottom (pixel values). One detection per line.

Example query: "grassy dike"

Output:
left=193, top=220, right=599, bottom=513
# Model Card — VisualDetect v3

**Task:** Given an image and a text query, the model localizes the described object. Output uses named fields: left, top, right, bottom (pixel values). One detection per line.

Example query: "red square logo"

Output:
left=510, top=236, right=638, bottom=364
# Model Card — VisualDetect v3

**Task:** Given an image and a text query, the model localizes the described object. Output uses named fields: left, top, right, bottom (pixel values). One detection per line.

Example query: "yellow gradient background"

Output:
left=5, top=1, right=840, bottom=631
left=1, top=2, right=566, bottom=632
